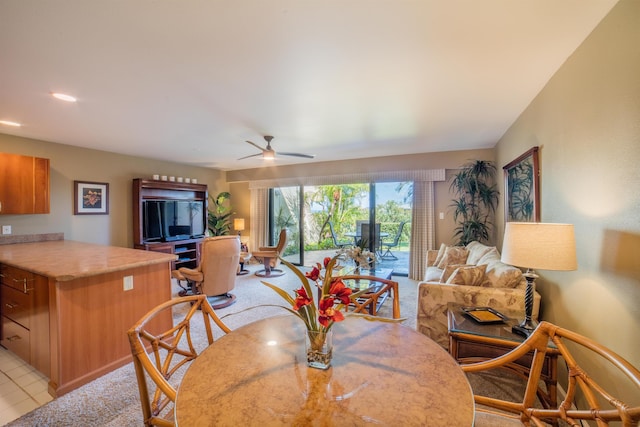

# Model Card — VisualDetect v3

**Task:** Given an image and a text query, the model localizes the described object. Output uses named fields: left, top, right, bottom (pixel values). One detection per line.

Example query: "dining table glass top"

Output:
left=174, top=315, right=474, bottom=426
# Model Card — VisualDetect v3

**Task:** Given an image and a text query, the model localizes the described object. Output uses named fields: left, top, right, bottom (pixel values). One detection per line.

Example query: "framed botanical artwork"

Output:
left=503, top=147, right=540, bottom=222
left=74, top=181, right=109, bottom=215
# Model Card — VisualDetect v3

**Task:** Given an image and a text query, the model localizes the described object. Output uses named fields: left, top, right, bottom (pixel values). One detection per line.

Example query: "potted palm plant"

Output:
left=449, top=160, right=499, bottom=246
left=207, top=192, right=234, bottom=236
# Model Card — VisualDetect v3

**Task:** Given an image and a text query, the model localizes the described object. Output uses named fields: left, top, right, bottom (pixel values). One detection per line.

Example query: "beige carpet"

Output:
left=7, top=263, right=529, bottom=426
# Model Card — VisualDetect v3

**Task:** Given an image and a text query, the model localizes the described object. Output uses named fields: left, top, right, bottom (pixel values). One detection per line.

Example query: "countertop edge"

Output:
left=0, top=240, right=177, bottom=281
left=16, top=256, right=177, bottom=281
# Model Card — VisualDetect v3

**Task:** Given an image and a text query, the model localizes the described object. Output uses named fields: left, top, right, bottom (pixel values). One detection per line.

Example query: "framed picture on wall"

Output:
left=74, top=181, right=109, bottom=215
left=503, top=147, right=540, bottom=222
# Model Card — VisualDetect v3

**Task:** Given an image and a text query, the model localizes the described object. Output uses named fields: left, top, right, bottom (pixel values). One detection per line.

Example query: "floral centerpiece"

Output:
left=261, top=255, right=354, bottom=369
left=338, top=245, right=375, bottom=270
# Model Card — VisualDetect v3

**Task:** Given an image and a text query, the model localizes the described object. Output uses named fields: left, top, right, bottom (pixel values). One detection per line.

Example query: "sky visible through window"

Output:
left=307, top=182, right=411, bottom=212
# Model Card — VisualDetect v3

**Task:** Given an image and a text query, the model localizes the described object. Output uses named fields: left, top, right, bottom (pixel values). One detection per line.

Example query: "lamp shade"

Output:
left=234, top=218, right=245, bottom=231
left=501, top=222, right=577, bottom=271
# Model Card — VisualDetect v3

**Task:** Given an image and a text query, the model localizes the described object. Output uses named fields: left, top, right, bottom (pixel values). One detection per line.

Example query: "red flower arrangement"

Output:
left=262, top=255, right=353, bottom=335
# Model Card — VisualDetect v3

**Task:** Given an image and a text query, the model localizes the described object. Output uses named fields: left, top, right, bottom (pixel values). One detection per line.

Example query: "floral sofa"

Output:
left=416, top=241, right=541, bottom=347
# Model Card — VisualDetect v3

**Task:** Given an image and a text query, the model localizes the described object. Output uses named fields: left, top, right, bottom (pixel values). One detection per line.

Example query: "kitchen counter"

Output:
left=0, top=239, right=176, bottom=397
left=0, top=240, right=176, bottom=280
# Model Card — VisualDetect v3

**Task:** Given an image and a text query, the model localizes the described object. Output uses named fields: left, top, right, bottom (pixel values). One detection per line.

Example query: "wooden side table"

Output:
left=447, top=304, right=560, bottom=409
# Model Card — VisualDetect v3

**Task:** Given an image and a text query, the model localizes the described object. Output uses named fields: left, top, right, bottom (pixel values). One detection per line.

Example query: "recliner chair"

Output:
left=173, top=235, right=240, bottom=309
left=252, top=229, right=289, bottom=277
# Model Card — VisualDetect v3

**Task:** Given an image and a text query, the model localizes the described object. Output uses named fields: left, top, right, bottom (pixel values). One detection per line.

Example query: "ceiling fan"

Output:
left=238, top=135, right=315, bottom=160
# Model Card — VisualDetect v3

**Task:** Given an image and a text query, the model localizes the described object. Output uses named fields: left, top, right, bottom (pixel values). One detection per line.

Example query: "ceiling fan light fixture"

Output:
left=240, top=135, right=313, bottom=161
left=263, top=150, right=275, bottom=160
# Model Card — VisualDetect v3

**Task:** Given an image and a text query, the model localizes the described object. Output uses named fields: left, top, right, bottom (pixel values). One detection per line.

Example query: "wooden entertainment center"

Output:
left=133, top=178, right=209, bottom=270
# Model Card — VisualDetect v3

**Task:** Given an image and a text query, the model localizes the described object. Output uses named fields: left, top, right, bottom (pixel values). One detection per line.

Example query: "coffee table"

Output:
left=447, top=303, right=559, bottom=409
left=338, top=267, right=395, bottom=316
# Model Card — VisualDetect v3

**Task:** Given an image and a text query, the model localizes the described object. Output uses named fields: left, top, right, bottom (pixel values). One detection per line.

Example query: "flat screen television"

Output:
left=143, top=199, right=206, bottom=242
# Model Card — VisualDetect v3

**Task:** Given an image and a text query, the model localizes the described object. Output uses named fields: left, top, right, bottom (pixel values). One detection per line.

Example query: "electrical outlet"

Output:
left=123, top=275, right=134, bottom=291
left=1, top=225, right=11, bottom=235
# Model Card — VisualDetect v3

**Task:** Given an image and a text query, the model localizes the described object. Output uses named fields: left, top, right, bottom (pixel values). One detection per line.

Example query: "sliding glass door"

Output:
left=375, top=182, right=412, bottom=275
left=270, top=187, right=302, bottom=265
left=268, top=181, right=412, bottom=275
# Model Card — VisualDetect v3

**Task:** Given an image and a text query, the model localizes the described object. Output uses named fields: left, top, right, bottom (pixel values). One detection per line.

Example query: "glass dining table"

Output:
left=174, top=315, right=475, bottom=426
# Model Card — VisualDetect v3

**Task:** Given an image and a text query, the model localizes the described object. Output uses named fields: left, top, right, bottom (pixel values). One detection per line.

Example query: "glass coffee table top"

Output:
left=338, top=267, right=393, bottom=291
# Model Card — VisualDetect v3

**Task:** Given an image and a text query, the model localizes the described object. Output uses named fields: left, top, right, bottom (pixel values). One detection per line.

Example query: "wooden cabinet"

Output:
left=133, top=179, right=208, bottom=268
left=0, top=264, right=50, bottom=376
left=137, top=238, right=202, bottom=270
left=0, top=152, right=50, bottom=214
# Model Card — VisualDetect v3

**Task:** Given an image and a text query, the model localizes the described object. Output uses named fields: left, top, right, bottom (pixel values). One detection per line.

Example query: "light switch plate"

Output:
left=1, top=225, right=11, bottom=235
left=123, top=275, right=134, bottom=291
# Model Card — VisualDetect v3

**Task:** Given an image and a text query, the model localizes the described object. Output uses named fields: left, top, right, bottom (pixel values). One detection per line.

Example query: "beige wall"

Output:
left=227, top=149, right=496, bottom=247
left=496, top=0, right=639, bottom=400
left=0, top=134, right=494, bottom=250
left=0, top=133, right=227, bottom=247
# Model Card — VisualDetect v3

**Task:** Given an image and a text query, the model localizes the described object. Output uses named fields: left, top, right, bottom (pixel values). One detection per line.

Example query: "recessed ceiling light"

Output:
left=0, top=120, right=21, bottom=127
left=51, top=92, right=77, bottom=102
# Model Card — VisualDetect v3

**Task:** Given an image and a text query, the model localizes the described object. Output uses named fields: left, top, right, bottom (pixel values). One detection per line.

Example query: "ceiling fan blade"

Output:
left=279, top=152, right=316, bottom=159
left=237, top=153, right=263, bottom=160
left=245, top=140, right=266, bottom=152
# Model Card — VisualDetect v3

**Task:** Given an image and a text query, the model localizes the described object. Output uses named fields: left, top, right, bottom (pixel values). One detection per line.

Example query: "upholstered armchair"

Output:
left=175, top=235, right=240, bottom=309
left=252, top=229, right=289, bottom=277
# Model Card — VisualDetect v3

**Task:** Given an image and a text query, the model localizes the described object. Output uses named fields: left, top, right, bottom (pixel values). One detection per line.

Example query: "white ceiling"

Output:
left=0, top=1, right=618, bottom=171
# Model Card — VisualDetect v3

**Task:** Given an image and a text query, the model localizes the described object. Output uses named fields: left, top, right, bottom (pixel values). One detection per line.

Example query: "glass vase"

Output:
left=305, top=329, right=333, bottom=369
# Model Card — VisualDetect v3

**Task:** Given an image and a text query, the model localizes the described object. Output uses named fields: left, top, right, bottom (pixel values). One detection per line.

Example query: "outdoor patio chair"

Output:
left=329, top=220, right=351, bottom=248
left=380, top=221, right=407, bottom=260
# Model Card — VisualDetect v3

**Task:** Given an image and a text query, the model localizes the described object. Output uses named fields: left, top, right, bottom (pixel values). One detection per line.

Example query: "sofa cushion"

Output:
left=424, top=266, right=443, bottom=282
left=477, top=247, right=501, bottom=265
left=436, top=246, right=469, bottom=269
left=446, top=264, right=487, bottom=286
left=466, top=242, right=497, bottom=265
left=433, top=243, right=447, bottom=267
left=439, top=264, right=473, bottom=282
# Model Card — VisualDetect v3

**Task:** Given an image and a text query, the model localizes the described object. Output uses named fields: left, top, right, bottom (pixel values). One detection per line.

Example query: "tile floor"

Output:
left=0, top=347, right=51, bottom=425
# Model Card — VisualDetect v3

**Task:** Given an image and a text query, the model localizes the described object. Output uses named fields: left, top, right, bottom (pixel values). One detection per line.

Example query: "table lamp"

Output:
left=501, top=222, right=577, bottom=337
left=234, top=218, right=245, bottom=237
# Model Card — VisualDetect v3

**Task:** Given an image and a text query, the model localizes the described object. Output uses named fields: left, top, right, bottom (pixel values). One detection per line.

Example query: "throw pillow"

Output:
left=436, top=246, right=469, bottom=269
left=433, top=243, right=447, bottom=267
left=484, top=261, right=524, bottom=288
left=465, top=242, right=496, bottom=265
left=445, top=264, right=488, bottom=286
left=476, top=247, right=501, bottom=265
left=439, top=264, right=473, bottom=282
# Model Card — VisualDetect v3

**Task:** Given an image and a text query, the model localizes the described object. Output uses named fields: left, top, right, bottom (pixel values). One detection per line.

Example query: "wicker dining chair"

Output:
left=460, top=321, right=640, bottom=426
left=339, top=274, right=401, bottom=319
left=127, top=295, right=231, bottom=427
